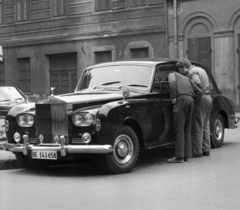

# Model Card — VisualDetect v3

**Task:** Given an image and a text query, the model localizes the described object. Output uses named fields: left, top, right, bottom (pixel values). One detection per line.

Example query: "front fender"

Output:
left=7, top=102, right=36, bottom=117
left=6, top=103, right=36, bottom=143
left=97, top=99, right=147, bottom=145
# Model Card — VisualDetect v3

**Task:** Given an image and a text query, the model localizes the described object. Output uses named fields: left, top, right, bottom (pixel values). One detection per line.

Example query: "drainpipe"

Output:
left=173, top=0, right=178, bottom=59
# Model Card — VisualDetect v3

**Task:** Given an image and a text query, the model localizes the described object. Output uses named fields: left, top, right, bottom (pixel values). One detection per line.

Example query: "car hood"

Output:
left=0, top=100, right=25, bottom=108
left=0, top=100, right=27, bottom=117
left=51, top=89, right=140, bottom=103
left=7, top=89, right=144, bottom=117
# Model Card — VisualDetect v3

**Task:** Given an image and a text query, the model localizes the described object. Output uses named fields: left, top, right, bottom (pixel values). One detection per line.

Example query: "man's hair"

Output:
left=176, top=58, right=192, bottom=69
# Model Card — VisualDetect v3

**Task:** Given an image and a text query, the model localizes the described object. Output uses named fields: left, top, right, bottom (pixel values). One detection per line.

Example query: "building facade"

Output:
left=167, top=0, right=240, bottom=111
left=0, top=0, right=166, bottom=96
left=0, top=0, right=240, bottom=111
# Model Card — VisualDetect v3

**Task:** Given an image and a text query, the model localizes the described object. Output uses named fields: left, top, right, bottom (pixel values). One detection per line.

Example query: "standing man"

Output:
left=167, top=71, right=202, bottom=163
left=176, top=58, right=212, bottom=157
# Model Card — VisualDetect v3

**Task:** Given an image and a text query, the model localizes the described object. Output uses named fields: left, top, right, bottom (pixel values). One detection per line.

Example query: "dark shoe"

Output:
left=168, top=157, right=184, bottom=163
left=203, top=152, right=210, bottom=156
left=184, top=158, right=191, bottom=162
left=192, top=154, right=203, bottom=158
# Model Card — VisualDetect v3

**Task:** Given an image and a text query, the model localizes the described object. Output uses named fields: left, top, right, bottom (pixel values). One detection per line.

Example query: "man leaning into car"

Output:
left=167, top=71, right=202, bottom=163
left=176, top=58, right=212, bottom=158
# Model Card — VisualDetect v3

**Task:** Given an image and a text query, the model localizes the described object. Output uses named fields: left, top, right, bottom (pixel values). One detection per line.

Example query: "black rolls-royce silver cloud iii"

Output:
left=4, top=59, right=236, bottom=174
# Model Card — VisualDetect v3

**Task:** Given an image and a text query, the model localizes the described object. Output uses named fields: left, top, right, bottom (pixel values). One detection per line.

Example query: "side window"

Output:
left=152, top=64, right=176, bottom=92
left=152, top=68, right=160, bottom=92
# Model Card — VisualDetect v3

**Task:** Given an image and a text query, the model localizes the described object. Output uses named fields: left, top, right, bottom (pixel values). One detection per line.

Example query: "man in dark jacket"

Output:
left=168, top=72, right=202, bottom=163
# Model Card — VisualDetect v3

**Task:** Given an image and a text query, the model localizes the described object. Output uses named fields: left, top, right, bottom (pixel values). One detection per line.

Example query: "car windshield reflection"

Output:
left=0, top=87, right=25, bottom=102
left=77, top=65, right=153, bottom=91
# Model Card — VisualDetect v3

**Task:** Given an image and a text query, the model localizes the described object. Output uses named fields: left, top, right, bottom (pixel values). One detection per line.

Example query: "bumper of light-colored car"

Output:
left=4, top=143, right=113, bottom=157
left=0, top=117, right=6, bottom=140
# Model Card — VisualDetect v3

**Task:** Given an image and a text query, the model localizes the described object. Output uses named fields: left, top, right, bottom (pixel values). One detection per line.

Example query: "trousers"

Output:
left=192, top=94, right=212, bottom=155
left=173, top=95, right=194, bottom=158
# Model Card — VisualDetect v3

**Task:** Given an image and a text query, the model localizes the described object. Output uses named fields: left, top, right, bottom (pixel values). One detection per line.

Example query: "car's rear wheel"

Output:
left=102, top=125, right=139, bottom=174
left=211, top=114, right=224, bottom=148
left=15, top=153, right=51, bottom=169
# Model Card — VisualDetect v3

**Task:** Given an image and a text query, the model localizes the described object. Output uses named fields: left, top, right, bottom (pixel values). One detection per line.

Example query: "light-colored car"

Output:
left=0, top=86, right=26, bottom=139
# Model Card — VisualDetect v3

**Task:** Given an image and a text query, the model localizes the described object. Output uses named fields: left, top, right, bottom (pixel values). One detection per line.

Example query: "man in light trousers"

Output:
left=176, top=58, right=212, bottom=157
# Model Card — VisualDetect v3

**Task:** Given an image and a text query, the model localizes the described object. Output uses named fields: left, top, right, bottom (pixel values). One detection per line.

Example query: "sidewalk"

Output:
left=0, top=139, right=22, bottom=169
left=1, top=113, right=240, bottom=170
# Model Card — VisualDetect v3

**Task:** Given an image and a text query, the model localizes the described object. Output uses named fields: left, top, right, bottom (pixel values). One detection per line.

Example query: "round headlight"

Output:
left=17, top=114, right=34, bottom=127
left=84, top=113, right=94, bottom=126
left=18, top=115, right=26, bottom=126
left=73, top=113, right=84, bottom=126
left=26, top=115, right=34, bottom=126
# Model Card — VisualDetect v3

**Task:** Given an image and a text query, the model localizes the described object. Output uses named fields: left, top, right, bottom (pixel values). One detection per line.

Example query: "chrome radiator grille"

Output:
left=35, top=103, right=68, bottom=144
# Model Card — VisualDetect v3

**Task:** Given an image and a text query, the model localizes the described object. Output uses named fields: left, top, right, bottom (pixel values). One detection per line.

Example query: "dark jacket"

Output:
left=168, top=72, right=202, bottom=102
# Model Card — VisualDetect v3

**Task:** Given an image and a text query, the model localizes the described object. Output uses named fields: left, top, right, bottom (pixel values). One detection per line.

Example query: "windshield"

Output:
left=76, top=65, right=153, bottom=91
left=0, top=87, right=25, bottom=102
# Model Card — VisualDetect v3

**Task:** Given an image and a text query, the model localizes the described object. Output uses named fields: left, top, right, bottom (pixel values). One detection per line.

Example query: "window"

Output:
left=18, top=58, right=30, bottom=93
left=16, top=0, right=30, bottom=22
left=130, top=48, right=149, bottom=58
left=0, top=62, right=4, bottom=85
left=0, top=0, right=3, bottom=24
left=95, top=51, right=112, bottom=64
left=95, top=0, right=111, bottom=11
left=112, top=0, right=126, bottom=9
left=152, top=64, right=176, bottom=92
left=49, top=53, right=77, bottom=95
left=130, top=0, right=147, bottom=7
left=52, top=0, right=67, bottom=17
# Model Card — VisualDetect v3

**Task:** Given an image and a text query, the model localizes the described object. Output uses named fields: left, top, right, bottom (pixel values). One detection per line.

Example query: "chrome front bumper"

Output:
left=4, top=143, right=113, bottom=157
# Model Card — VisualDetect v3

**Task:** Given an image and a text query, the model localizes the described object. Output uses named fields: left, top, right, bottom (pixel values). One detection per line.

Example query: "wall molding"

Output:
left=179, top=11, right=218, bottom=36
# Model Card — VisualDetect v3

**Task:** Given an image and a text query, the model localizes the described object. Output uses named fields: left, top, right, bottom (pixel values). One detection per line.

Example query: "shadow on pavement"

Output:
left=9, top=147, right=175, bottom=177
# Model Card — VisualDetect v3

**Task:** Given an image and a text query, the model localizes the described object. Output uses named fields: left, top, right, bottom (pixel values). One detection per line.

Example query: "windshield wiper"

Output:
left=0, top=100, right=10, bottom=102
left=15, top=98, right=23, bottom=101
left=93, top=81, right=121, bottom=89
left=125, top=83, right=147, bottom=88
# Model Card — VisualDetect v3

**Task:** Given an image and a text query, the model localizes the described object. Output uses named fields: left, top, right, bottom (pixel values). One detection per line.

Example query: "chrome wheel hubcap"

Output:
left=214, top=119, right=223, bottom=141
left=113, top=134, right=133, bottom=165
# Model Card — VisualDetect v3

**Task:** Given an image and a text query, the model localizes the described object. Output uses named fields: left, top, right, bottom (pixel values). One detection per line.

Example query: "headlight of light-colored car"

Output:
left=17, top=114, right=34, bottom=127
left=72, top=112, right=96, bottom=127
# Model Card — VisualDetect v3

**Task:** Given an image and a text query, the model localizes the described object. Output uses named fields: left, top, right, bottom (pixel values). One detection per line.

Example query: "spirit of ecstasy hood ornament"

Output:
left=50, top=87, right=56, bottom=96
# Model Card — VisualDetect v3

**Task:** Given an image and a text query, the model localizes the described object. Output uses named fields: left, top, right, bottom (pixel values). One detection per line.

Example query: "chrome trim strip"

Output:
left=72, top=138, right=84, bottom=143
left=4, top=143, right=113, bottom=155
left=23, top=135, right=29, bottom=156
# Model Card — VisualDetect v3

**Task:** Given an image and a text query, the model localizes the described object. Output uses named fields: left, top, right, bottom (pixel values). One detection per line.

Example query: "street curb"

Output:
left=0, top=159, right=22, bottom=170
left=0, top=141, right=23, bottom=170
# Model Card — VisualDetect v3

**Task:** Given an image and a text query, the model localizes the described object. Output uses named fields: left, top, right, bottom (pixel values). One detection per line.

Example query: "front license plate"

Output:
left=32, top=151, right=57, bottom=160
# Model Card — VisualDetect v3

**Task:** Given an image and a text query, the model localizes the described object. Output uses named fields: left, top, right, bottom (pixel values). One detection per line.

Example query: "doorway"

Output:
left=187, top=36, right=212, bottom=71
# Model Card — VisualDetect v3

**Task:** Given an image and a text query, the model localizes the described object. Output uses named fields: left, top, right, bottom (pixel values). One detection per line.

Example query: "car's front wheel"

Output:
left=211, top=113, right=225, bottom=148
left=102, top=125, right=139, bottom=174
left=15, top=153, right=51, bottom=169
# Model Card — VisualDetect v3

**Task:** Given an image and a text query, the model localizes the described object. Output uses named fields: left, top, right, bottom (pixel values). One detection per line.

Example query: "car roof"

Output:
left=86, top=58, right=179, bottom=69
left=85, top=58, right=209, bottom=71
left=0, top=86, right=16, bottom=88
